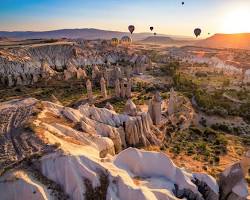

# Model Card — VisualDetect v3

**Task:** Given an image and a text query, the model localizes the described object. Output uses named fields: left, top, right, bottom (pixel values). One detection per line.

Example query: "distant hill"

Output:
left=0, top=28, right=192, bottom=41
left=195, top=33, right=250, bottom=50
left=141, top=36, right=175, bottom=43
left=140, top=36, right=196, bottom=45
left=0, top=37, right=10, bottom=41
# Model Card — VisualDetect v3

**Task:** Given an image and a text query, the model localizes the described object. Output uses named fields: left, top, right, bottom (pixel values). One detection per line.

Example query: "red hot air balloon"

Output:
left=194, top=28, right=202, bottom=38
left=150, top=26, right=154, bottom=31
left=128, top=25, right=135, bottom=34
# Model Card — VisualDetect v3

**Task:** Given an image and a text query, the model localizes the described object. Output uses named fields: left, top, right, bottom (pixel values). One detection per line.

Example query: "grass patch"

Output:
left=165, top=127, right=228, bottom=164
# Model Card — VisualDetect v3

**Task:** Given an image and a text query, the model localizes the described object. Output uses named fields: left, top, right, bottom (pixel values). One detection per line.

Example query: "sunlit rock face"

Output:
left=0, top=98, right=247, bottom=200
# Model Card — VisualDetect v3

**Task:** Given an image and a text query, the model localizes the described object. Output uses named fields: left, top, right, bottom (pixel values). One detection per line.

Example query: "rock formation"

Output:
left=100, top=77, right=107, bottom=99
left=0, top=98, right=248, bottom=200
left=218, top=151, right=250, bottom=200
left=124, top=99, right=137, bottom=116
left=16, top=75, right=23, bottom=86
left=7, top=75, right=14, bottom=87
left=91, top=65, right=99, bottom=78
left=86, top=79, right=93, bottom=102
left=125, top=66, right=132, bottom=79
left=105, top=102, right=114, bottom=111
left=148, top=91, right=162, bottom=125
left=41, top=60, right=55, bottom=79
left=115, top=79, right=121, bottom=98
left=126, top=79, right=132, bottom=98
left=0, top=42, right=151, bottom=87
left=167, top=88, right=194, bottom=129
left=120, top=79, right=126, bottom=98
left=115, top=66, right=122, bottom=80
left=76, top=68, right=86, bottom=79
left=103, top=68, right=110, bottom=87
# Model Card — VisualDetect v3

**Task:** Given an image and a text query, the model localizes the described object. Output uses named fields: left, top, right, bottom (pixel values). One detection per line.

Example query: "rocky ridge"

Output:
left=0, top=42, right=151, bottom=87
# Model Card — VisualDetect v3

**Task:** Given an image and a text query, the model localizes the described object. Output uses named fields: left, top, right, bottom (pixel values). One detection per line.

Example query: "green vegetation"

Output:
left=165, top=127, right=228, bottom=165
left=0, top=80, right=88, bottom=106
left=172, top=70, right=250, bottom=123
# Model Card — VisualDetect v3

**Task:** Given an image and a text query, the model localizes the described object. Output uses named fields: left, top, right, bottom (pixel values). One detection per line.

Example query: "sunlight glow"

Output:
left=222, top=7, right=250, bottom=34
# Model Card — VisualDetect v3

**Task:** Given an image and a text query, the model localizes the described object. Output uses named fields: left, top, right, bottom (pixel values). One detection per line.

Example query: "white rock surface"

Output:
left=0, top=98, right=247, bottom=200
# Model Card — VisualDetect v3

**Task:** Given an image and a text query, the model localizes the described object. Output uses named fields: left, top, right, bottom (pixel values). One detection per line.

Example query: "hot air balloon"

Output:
left=111, top=38, right=119, bottom=46
left=154, top=32, right=157, bottom=36
left=128, top=25, right=135, bottom=34
left=121, top=36, right=132, bottom=46
left=182, top=2, right=184, bottom=5
left=194, top=28, right=201, bottom=38
left=150, top=26, right=154, bottom=31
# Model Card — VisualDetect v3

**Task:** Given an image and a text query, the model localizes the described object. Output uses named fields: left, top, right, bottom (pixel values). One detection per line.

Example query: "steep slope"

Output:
left=196, top=33, right=250, bottom=50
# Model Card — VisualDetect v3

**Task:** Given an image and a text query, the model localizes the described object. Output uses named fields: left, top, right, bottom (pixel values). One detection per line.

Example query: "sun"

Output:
left=222, top=7, right=250, bottom=34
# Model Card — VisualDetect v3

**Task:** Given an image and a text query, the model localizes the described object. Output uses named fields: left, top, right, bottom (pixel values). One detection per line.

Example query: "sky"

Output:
left=1, top=0, right=250, bottom=36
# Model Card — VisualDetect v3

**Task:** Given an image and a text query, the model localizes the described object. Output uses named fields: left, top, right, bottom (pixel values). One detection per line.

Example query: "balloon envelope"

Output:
left=154, top=32, right=157, bottom=36
left=111, top=38, right=119, bottom=46
left=194, top=28, right=202, bottom=37
left=182, top=2, right=184, bottom=5
left=128, top=25, right=135, bottom=34
left=121, top=36, right=132, bottom=45
left=150, top=26, right=154, bottom=31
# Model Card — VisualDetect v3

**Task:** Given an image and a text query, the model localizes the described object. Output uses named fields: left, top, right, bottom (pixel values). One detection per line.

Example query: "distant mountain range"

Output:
left=1, top=29, right=250, bottom=50
left=195, top=33, right=250, bottom=50
left=0, top=28, right=192, bottom=41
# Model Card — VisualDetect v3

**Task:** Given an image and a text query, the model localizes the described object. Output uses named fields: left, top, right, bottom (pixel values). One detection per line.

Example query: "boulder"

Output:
left=218, top=152, right=249, bottom=200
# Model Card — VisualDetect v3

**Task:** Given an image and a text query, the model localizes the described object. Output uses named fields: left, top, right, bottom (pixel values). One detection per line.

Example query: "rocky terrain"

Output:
left=0, top=97, right=248, bottom=200
left=0, top=40, right=249, bottom=200
left=0, top=40, right=150, bottom=87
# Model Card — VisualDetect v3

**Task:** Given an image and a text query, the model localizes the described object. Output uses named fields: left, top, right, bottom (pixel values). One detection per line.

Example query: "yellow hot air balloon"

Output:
left=111, top=37, right=119, bottom=46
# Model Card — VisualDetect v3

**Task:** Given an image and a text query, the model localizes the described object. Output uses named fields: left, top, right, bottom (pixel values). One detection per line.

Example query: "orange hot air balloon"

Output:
left=128, top=25, right=135, bottom=34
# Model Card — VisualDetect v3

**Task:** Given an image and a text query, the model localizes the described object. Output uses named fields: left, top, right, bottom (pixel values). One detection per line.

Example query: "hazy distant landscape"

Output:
left=1, top=29, right=250, bottom=50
